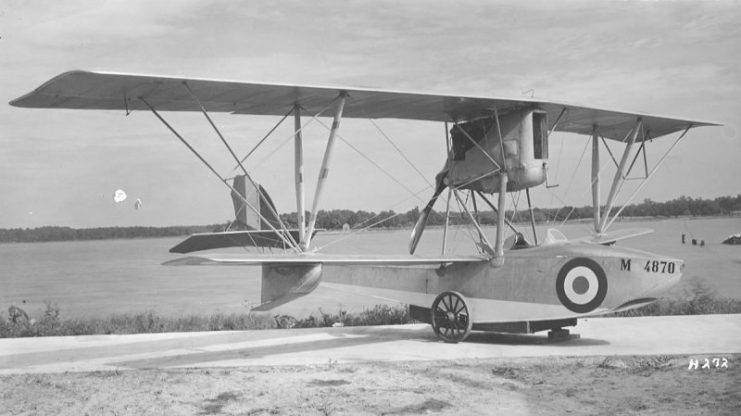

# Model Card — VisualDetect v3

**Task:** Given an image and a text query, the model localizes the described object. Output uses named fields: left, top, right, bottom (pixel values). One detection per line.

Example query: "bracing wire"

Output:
left=549, top=134, right=567, bottom=207
left=550, top=135, right=591, bottom=224
left=314, top=184, right=435, bottom=252
left=369, top=119, right=433, bottom=187
left=238, top=98, right=336, bottom=167
left=311, top=117, right=427, bottom=204
left=246, top=101, right=335, bottom=171
left=453, top=189, right=483, bottom=252
left=509, top=191, right=521, bottom=224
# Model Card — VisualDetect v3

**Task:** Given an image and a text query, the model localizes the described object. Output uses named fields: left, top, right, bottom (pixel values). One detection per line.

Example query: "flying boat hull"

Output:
left=169, top=239, right=682, bottom=332
left=320, top=243, right=681, bottom=325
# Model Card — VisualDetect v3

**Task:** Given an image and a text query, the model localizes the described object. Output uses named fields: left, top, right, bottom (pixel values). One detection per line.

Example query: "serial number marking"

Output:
left=643, top=260, right=675, bottom=274
left=688, top=357, right=729, bottom=370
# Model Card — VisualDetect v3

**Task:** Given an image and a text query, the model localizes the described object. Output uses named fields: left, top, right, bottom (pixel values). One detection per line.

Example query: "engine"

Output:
left=445, top=108, right=549, bottom=193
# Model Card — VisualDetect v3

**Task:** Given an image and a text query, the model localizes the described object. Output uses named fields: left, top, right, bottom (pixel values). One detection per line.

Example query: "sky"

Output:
left=0, top=0, right=739, bottom=228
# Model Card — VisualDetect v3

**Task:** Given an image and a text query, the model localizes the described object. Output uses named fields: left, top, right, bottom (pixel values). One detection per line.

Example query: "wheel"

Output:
left=430, top=291, right=473, bottom=343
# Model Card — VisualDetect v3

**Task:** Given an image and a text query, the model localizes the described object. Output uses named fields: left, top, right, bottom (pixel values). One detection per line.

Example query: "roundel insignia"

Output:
left=556, top=258, right=607, bottom=313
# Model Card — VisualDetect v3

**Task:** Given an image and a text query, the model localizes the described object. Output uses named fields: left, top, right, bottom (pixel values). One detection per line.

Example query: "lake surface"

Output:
left=1, top=217, right=740, bottom=319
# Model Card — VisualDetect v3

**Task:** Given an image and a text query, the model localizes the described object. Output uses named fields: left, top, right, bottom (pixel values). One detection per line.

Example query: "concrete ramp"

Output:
left=1, top=314, right=739, bottom=374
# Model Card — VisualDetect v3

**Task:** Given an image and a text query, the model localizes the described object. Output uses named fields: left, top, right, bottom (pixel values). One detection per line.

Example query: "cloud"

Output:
left=1, top=0, right=739, bottom=227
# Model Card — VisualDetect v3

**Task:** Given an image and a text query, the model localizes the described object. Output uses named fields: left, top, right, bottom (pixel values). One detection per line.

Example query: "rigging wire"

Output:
left=453, top=190, right=483, bottom=253
left=245, top=101, right=335, bottom=171
left=251, top=133, right=295, bottom=171
left=509, top=191, right=521, bottom=224
left=549, top=133, right=567, bottom=207
left=550, top=135, right=591, bottom=224
left=235, top=107, right=294, bottom=169
left=369, top=119, right=433, bottom=187
left=139, top=98, right=300, bottom=252
left=545, top=125, right=669, bottom=236
left=313, top=184, right=435, bottom=252
left=311, top=117, right=427, bottom=204
left=604, top=126, right=692, bottom=230
left=237, top=98, right=337, bottom=167
left=182, top=82, right=298, bottom=250
left=555, top=158, right=612, bottom=234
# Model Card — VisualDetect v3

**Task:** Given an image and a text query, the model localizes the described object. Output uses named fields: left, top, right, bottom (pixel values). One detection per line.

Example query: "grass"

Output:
left=0, top=303, right=413, bottom=338
left=2, top=278, right=740, bottom=338
left=607, top=277, right=741, bottom=317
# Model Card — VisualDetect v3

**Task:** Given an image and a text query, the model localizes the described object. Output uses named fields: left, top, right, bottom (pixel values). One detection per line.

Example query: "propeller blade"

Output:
left=409, top=180, right=446, bottom=254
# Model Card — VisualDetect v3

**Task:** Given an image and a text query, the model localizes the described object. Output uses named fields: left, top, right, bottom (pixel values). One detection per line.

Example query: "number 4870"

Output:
left=644, top=260, right=675, bottom=274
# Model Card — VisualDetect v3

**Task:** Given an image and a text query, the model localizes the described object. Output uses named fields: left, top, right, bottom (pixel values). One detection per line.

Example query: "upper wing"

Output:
left=10, top=70, right=719, bottom=140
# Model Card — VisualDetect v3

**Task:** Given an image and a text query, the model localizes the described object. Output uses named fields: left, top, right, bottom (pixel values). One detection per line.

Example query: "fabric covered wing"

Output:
left=163, top=253, right=486, bottom=266
left=10, top=70, right=718, bottom=140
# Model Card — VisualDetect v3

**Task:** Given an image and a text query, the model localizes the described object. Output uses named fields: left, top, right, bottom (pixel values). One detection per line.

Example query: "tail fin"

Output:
left=169, top=175, right=320, bottom=253
left=231, top=175, right=280, bottom=230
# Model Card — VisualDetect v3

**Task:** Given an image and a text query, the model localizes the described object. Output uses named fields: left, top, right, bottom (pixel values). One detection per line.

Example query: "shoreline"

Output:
left=2, top=214, right=739, bottom=244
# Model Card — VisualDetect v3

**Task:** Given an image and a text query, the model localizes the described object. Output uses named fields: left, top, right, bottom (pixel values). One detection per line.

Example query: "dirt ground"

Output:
left=1, top=355, right=739, bottom=416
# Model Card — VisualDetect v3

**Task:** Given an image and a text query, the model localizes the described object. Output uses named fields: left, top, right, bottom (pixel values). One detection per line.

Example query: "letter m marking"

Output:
left=620, top=259, right=631, bottom=271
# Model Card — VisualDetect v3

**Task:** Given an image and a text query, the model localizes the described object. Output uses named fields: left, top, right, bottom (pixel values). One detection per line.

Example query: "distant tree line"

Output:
left=0, top=225, right=220, bottom=244
left=279, top=194, right=741, bottom=230
left=2, top=194, right=740, bottom=243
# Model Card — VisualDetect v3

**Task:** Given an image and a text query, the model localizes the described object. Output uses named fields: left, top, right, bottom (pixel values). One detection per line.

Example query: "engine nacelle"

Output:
left=446, top=109, right=548, bottom=193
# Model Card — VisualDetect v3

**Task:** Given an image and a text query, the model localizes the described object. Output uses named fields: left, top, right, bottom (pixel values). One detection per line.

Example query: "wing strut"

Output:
left=234, top=99, right=335, bottom=170
left=598, top=118, right=643, bottom=233
left=493, top=173, right=508, bottom=263
left=452, top=189, right=495, bottom=257
left=492, top=105, right=507, bottom=168
left=589, top=120, right=693, bottom=234
left=604, top=124, right=692, bottom=230
left=474, top=190, right=519, bottom=236
left=441, top=121, right=452, bottom=256
left=525, top=188, right=538, bottom=246
left=139, top=97, right=300, bottom=252
left=305, top=93, right=347, bottom=248
left=293, top=105, right=307, bottom=249
left=591, top=127, right=601, bottom=232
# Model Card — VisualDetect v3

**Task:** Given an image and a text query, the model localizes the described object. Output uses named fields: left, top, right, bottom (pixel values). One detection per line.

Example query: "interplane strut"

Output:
left=598, top=119, right=643, bottom=233
left=293, top=105, right=306, bottom=249
left=604, top=125, right=692, bottom=230
left=588, top=120, right=693, bottom=235
left=305, top=93, right=347, bottom=249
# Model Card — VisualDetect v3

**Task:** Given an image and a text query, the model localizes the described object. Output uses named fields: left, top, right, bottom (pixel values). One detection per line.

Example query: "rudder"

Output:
left=231, top=175, right=280, bottom=230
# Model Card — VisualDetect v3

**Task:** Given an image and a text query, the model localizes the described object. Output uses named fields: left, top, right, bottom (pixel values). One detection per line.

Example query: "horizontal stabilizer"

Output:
left=163, top=253, right=486, bottom=266
left=169, top=230, right=315, bottom=253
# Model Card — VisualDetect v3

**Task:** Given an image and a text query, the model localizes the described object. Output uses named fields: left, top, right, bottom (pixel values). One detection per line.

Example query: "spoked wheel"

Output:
left=430, top=291, right=473, bottom=343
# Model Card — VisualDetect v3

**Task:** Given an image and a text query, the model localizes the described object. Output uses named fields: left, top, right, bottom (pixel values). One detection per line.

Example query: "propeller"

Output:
left=409, top=173, right=447, bottom=254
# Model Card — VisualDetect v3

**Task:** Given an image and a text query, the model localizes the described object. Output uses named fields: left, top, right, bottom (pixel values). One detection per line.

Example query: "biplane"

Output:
left=10, top=70, right=719, bottom=342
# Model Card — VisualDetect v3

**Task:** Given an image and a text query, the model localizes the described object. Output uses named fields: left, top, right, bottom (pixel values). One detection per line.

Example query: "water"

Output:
left=1, top=217, right=739, bottom=319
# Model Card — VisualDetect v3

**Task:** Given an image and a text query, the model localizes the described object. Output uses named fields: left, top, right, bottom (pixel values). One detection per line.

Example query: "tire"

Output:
left=430, top=291, right=473, bottom=343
